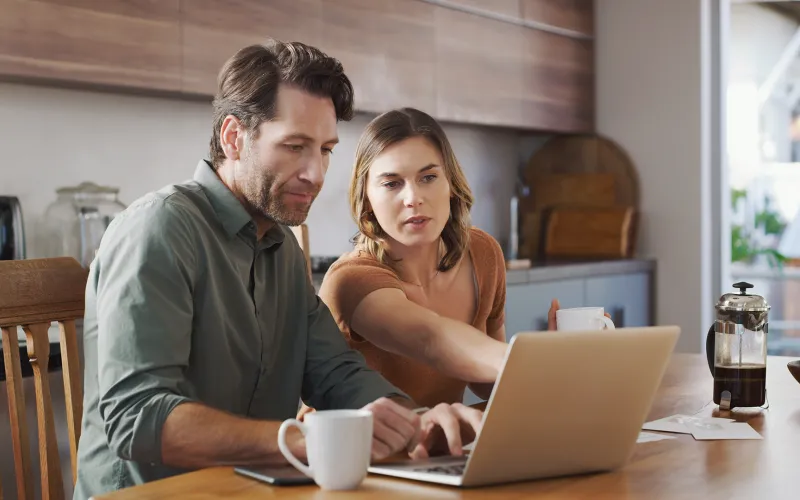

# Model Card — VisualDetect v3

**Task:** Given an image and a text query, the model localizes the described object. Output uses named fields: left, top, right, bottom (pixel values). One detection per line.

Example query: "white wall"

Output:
left=595, top=0, right=714, bottom=352
left=0, top=82, right=530, bottom=260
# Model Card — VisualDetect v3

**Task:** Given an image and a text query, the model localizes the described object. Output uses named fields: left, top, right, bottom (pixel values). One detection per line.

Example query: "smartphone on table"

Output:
left=234, top=465, right=315, bottom=486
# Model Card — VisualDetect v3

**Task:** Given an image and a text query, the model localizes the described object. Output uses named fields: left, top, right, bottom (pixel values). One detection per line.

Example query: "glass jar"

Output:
left=43, top=182, right=126, bottom=267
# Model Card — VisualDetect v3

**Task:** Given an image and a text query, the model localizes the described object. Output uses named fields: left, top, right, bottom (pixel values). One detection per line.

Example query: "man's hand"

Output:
left=362, top=397, right=422, bottom=461
left=409, top=403, right=484, bottom=459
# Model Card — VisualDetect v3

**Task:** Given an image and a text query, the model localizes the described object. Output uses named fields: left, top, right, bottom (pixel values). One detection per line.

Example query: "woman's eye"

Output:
left=422, top=174, right=437, bottom=183
left=322, top=147, right=334, bottom=156
left=286, top=144, right=303, bottom=152
left=382, top=181, right=399, bottom=189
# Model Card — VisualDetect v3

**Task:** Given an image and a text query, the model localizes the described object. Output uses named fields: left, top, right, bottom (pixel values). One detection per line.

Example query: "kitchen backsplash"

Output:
left=1, top=82, right=549, bottom=258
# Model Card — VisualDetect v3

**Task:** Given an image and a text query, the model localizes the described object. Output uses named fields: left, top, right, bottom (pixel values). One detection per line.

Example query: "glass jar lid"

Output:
left=55, top=182, right=120, bottom=195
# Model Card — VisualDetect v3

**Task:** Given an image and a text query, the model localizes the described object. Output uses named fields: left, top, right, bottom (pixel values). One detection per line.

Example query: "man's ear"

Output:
left=219, top=115, right=245, bottom=161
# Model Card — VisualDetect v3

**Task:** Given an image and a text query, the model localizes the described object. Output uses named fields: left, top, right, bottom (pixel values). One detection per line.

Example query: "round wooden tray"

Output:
left=523, top=134, right=640, bottom=208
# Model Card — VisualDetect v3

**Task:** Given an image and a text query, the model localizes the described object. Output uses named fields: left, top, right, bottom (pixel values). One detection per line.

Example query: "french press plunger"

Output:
left=705, top=282, right=769, bottom=410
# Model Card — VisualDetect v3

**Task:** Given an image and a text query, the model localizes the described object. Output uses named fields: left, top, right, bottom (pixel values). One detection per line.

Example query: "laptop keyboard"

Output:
left=414, top=464, right=466, bottom=476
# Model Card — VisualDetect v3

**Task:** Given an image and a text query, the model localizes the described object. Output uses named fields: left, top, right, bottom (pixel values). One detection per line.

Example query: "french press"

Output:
left=705, top=282, right=769, bottom=410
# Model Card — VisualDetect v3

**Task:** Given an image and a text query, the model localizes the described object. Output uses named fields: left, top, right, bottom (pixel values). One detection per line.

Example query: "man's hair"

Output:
left=209, top=39, right=354, bottom=168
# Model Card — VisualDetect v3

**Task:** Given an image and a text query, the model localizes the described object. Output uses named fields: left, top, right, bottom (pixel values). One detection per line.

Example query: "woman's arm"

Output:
left=350, top=288, right=509, bottom=383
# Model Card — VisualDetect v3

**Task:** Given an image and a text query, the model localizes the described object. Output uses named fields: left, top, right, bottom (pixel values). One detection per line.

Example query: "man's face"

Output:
left=229, top=85, right=339, bottom=226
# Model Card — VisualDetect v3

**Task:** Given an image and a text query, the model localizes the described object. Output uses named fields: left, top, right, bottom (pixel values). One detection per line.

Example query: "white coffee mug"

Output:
left=278, top=409, right=373, bottom=490
left=556, top=307, right=616, bottom=331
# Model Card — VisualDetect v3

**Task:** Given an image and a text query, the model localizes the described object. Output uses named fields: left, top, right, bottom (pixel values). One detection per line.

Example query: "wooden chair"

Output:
left=290, top=224, right=312, bottom=276
left=0, top=257, right=88, bottom=500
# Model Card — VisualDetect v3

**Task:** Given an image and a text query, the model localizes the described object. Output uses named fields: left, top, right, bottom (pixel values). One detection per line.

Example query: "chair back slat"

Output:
left=25, top=322, right=64, bottom=500
left=0, top=258, right=88, bottom=500
left=58, top=320, right=83, bottom=483
left=1, top=327, right=35, bottom=500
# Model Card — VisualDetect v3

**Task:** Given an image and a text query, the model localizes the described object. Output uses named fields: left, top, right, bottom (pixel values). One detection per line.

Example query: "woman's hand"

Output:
left=547, top=299, right=560, bottom=330
left=547, top=299, right=612, bottom=331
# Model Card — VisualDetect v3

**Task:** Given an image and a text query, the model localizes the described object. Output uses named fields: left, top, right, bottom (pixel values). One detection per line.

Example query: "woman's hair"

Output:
left=349, top=108, right=474, bottom=271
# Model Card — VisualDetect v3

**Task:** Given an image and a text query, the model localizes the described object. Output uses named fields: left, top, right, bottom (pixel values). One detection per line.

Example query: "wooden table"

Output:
left=95, top=354, right=800, bottom=499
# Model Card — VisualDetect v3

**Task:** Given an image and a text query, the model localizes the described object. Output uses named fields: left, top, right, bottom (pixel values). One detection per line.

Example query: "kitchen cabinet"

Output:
left=434, top=6, right=526, bottom=128
left=585, top=272, right=651, bottom=328
left=520, top=25, right=594, bottom=132
left=521, top=0, right=594, bottom=37
left=0, top=0, right=595, bottom=133
left=0, top=0, right=182, bottom=92
left=180, top=0, right=323, bottom=96
left=446, top=0, right=523, bottom=19
left=320, top=0, right=436, bottom=114
left=505, top=278, right=585, bottom=340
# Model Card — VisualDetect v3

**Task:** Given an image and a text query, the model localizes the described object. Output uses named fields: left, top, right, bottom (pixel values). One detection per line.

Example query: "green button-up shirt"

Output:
left=74, top=161, right=405, bottom=499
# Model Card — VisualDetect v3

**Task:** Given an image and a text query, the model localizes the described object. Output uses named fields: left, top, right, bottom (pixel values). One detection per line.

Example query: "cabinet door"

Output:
left=584, top=273, right=652, bottom=328
left=505, top=279, right=585, bottom=341
left=434, top=6, right=526, bottom=127
left=0, top=0, right=181, bottom=92
left=321, top=0, right=436, bottom=114
left=520, top=27, right=594, bottom=132
left=520, top=0, right=594, bottom=37
left=181, top=0, right=323, bottom=95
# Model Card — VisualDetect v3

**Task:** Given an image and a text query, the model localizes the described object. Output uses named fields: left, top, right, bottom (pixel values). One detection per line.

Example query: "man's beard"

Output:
left=239, top=147, right=315, bottom=227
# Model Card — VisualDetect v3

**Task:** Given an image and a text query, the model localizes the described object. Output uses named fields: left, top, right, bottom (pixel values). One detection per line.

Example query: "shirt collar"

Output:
left=193, top=160, right=286, bottom=247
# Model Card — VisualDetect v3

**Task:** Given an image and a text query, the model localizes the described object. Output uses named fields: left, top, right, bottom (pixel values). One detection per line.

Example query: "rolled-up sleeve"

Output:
left=301, top=283, right=409, bottom=410
left=93, top=199, right=196, bottom=464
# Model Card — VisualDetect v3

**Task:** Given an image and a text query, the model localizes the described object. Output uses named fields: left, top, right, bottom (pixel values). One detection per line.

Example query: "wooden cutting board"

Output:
left=518, top=134, right=641, bottom=260
left=543, top=206, right=637, bottom=260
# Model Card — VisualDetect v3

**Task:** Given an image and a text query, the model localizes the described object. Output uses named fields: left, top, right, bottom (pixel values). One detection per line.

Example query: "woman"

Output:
left=319, top=108, right=560, bottom=408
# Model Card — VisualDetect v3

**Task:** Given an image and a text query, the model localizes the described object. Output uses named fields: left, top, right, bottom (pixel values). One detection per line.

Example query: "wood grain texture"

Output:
left=434, top=6, right=526, bottom=127
left=321, top=0, right=436, bottom=114
left=94, top=355, right=800, bottom=499
left=58, top=320, right=82, bottom=485
left=25, top=322, right=64, bottom=500
left=1, top=327, right=34, bottom=500
left=181, top=0, right=323, bottom=95
left=0, top=257, right=89, bottom=328
left=0, top=257, right=87, bottom=499
left=544, top=206, right=636, bottom=259
left=520, top=28, right=594, bottom=132
left=445, top=0, right=522, bottom=19
left=0, top=0, right=181, bottom=92
left=521, top=0, right=594, bottom=36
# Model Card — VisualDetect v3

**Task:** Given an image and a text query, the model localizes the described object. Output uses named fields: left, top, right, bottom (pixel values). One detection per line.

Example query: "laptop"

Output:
left=368, top=325, right=680, bottom=487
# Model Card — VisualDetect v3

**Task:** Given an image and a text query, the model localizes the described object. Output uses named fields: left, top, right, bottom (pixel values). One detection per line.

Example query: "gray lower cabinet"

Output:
left=504, top=279, right=585, bottom=340
left=584, top=272, right=651, bottom=328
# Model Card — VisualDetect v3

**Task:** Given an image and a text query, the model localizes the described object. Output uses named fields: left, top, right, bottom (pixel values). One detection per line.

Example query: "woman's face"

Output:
left=365, top=136, right=452, bottom=249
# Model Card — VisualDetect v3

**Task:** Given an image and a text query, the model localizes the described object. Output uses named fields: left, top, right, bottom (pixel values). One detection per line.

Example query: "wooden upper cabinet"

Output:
left=444, top=0, right=521, bottom=19
left=0, top=0, right=181, bottom=92
left=520, top=28, right=594, bottom=132
left=434, top=7, right=526, bottom=128
left=520, top=0, right=594, bottom=37
left=180, top=0, right=323, bottom=96
left=321, top=0, right=436, bottom=115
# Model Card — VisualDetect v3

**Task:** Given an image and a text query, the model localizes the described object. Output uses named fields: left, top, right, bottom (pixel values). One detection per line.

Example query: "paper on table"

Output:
left=642, top=414, right=735, bottom=434
left=637, top=431, right=676, bottom=443
left=687, top=421, right=763, bottom=440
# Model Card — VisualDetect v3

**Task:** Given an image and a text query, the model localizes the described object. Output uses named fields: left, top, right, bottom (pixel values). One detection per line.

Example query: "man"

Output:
left=74, top=40, right=483, bottom=499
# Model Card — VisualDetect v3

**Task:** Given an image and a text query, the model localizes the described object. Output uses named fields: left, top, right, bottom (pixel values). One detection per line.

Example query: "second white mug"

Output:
left=556, top=307, right=616, bottom=331
left=278, top=409, right=373, bottom=490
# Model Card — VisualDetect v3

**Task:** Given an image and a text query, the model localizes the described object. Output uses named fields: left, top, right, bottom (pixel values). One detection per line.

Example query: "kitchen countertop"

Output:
left=505, top=259, right=656, bottom=285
